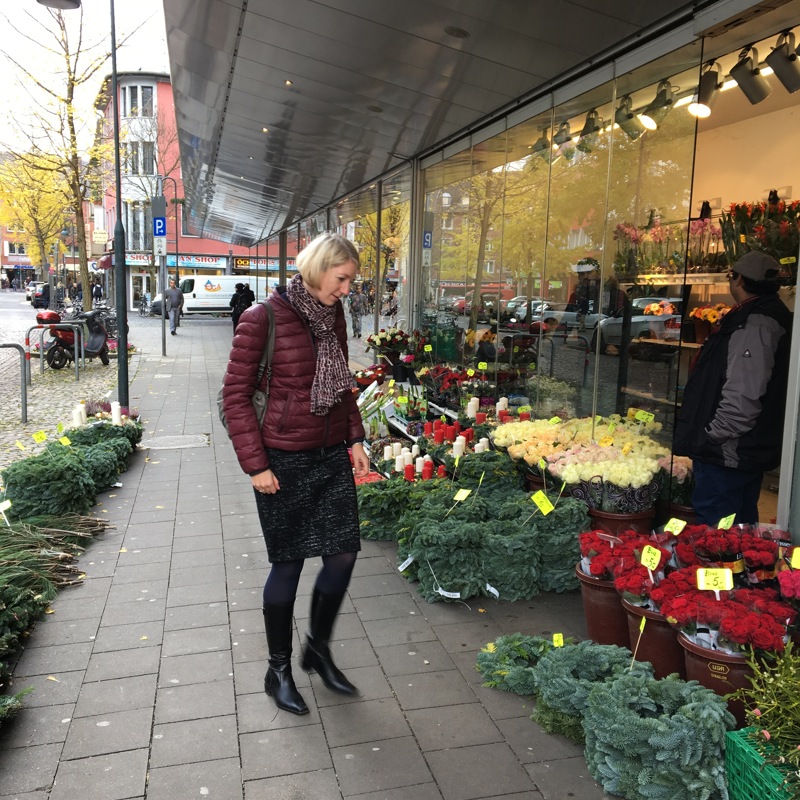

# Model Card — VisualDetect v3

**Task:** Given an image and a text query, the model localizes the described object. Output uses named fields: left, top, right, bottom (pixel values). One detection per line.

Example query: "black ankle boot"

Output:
left=263, top=604, right=308, bottom=715
left=301, top=588, right=357, bottom=695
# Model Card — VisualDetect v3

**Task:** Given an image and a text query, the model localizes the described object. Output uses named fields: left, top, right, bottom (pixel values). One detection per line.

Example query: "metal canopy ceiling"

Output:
left=163, top=0, right=696, bottom=247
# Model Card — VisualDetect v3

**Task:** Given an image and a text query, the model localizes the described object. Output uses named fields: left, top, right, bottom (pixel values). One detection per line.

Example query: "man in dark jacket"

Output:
left=674, top=251, right=792, bottom=525
left=230, top=283, right=247, bottom=331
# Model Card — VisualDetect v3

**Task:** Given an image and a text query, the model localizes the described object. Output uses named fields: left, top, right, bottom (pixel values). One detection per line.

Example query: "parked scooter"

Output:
left=36, top=308, right=110, bottom=369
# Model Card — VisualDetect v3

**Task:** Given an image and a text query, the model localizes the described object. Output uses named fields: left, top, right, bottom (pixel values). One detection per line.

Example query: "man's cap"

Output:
left=735, top=251, right=780, bottom=281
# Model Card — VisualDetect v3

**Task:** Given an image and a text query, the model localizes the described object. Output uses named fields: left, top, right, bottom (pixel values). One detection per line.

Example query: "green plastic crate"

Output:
left=726, top=728, right=796, bottom=800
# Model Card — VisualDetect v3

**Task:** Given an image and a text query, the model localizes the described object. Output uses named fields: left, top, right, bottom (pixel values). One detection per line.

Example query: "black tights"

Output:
left=263, top=551, right=358, bottom=607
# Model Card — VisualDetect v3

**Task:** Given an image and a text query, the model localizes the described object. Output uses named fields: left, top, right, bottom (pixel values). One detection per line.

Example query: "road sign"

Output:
left=92, top=229, right=108, bottom=244
left=422, top=231, right=432, bottom=249
left=153, top=237, right=167, bottom=256
left=422, top=249, right=432, bottom=267
left=153, top=217, right=167, bottom=237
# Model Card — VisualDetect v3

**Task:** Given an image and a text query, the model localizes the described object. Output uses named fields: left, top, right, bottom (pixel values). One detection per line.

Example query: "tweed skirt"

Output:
left=253, top=443, right=361, bottom=562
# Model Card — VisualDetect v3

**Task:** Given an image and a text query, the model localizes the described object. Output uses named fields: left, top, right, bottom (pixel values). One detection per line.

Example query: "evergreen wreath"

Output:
left=584, top=672, right=734, bottom=800
left=532, top=641, right=654, bottom=742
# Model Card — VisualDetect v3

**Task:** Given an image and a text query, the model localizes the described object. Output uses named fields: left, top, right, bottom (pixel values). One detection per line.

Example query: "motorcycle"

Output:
left=36, top=308, right=110, bottom=369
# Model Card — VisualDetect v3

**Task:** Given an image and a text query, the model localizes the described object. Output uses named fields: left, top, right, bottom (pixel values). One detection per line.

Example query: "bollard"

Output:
left=0, top=343, right=28, bottom=422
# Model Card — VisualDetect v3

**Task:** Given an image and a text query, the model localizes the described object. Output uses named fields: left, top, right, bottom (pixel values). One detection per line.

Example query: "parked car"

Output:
left=530, top=301, right=607, bottom=334
left=502, top=297, right=550, bottom=323
left=32, top=283, right=50, bottom=309
left=27, top=281, right=44, bottom=302
left=595, top=297, right=683, bottom=351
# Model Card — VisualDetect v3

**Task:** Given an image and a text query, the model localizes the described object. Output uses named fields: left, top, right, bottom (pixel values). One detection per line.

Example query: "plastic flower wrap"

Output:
left=643, top=301, right=676, bottom=316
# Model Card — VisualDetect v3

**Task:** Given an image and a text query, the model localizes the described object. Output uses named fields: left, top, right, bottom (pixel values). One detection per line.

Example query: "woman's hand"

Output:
left=251, top=469, right=280, bottom=494
left=351, top=443, right=370, bottom=478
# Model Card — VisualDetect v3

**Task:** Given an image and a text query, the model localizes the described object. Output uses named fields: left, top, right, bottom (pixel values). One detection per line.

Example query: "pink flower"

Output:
left=762, top=730, right=771, bottom=741
left=752, top=708, right=762, bottom=717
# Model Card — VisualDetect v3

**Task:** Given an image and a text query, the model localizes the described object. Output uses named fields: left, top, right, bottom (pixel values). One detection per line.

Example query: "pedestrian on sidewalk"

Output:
left=348, top=284, right=368, bottom=338
left=165, top=278, right=184, bottom=335
left=222, top=232, right=369, bottom=716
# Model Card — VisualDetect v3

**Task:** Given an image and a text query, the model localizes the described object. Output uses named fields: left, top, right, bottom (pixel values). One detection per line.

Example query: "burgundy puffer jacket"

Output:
left=222, top=289, right=365, bottom=475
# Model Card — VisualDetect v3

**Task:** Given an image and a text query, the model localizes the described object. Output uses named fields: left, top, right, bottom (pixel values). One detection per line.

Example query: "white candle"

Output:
left=415, top=457, right=425, bottom=473
left=495, top=402, right=503, bottom=417
left=392, top=442, right=402, bottom=457
left=423, top=454, right=433, bottom=463
left=499, top=397, right=509, bottom=410
left=401, top=446, right=410, bottom=456
left=72, top=407, right=82, bottom=428
left=456, top=435, right=466, bottom=448
left=111, top=401, right=122, bottom=426
left=395, top=455, right=404, bottom=473
left=480, top=437, right=490, bottom=449
left=474, top=442, right=484, bottom=453
left=79, top=403, right=88, bottom=423
left=466, top=404, right=476, bottom=419
left=452, top=441, right=465, bottom=457
left=403, top=452, right=413, bottom=466
left=411, top=444, right=420, bottom=458
left=383, top=445, right=393, bottom=461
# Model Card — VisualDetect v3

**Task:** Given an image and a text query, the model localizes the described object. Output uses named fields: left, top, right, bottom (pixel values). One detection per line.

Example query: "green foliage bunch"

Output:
left=0, top=585, right=49, bottom=662
left=357, top=477, right=444, bottom=540
left=65, top=419, right=143, bottom=449
left=532, top=641, right=654, bottom=742
left=476, top=633, right=570, bottom=695
left=0, top=688, right=34, bottom=724
left=584, top=672, right=734, bottom=800
left=481, top=522, right=540, bottom=601
left=2, top=444, right=96, bottom=519
left=729, top=643, right=800, bottom=794
left=531, top=496, right=588, bottom=592
left=78, top=444, right=120, bottom=493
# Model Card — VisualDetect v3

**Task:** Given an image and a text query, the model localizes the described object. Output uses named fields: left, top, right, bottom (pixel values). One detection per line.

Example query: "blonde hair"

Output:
left=296, top=233, right=359, bottom=289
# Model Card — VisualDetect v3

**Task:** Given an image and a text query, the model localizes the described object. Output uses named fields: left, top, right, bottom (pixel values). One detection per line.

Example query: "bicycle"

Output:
left=138, top=296, right=150, bottom=317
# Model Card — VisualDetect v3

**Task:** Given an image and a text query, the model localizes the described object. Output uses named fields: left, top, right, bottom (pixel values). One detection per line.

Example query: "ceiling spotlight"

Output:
left=639, top=80, right=675, bottom=130
left=614, top=96, right=645, bottom=141
left=284, top=79, right=293, bottom=86
left=580, top=109, right=602, bottom=138
left=553, top=122, right=571, bottom=146
left=730, top=46, right=772, bottom=105
left=688, top=63, right=721, bottom=117
left=765, top=31, right=800, bottom=93
left=529, top=129, right=551, bottom=156
left=262, top=127, right=269, bottom=133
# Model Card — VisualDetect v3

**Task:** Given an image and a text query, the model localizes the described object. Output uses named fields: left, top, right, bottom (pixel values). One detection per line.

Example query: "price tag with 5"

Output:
left=639, top=544, right=661, bottom=572
left=634, top=410, right=655, bottom=423
left=531, top=490, right=554, bottom=516
left=717, top=514, right=736, bottom=530
left=791, top=548, right=800, bottom=570
left=466, top=369, right=475, bottom=377
left=424, top=344, right=433, bottom=352
left=32, top=431, right=47, bottom=444
left=477, top=361, right=488, bottom=370
left=696, top=568, right=734, bottom=592
left=453, top=489, right=472, bottom=502
left=663, top=518, right=687, bottom=535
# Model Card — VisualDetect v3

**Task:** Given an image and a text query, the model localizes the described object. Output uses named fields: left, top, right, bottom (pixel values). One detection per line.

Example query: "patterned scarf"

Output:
left=286, top=273, right=352, bottom=416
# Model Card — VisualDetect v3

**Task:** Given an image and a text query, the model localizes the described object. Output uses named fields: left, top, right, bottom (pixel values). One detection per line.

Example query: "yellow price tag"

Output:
left=639, top=616, right=647, bottom=632
left=15, top=441, right=26, bottom=451
left=453, top=489, right=472, bottom=502
left=598, top=436, right=614, bottom=447
left=780, top=256, right=797, bottom=265
left=549, top=416, right=560, bottom=425
left=608, top=422, right=617, bottom=433
left=553, top=633, right=564, bottom=647
left=634, top=410, right=655, bottom=423
left=388, top=379, right=395, bottom=388
left=466, top=369, right=475, bottom=377
left=518, top=405, right=531, bottom=414
left=640, top=544, right=661, bottom=571
left=477, top=361, right=488, bottom=370
left=717, top=514, right=736, bottom=530
left=0, top=500, right=11, bottom=512
left=697, top=568, right=734, bottom=591
left=424, top=344, right=433, bottom=352
left=664, top=518, right=687, bottom=535
left=396, top=396, right=408, bottom=404
left=56, top=422, right=64, bottom=434
left=59, top=436, right=71, bottom=447
left=538, top=458, right=546, bottom=471
left=32, top=431, right=47, bottom=444
left=622, top=442, right=633, bottom=455
left=531, top=490, right=554, bottom=515
left=627, top=407, right=639, bottom=420
left=791, top=548, right=800, bottom=569
left=595, top=415, right=602, bottom=423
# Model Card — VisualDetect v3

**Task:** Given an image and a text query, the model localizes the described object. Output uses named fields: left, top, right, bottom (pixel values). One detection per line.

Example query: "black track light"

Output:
left=765, top=31, right=800, bottom=94
left=614, top=95, right=645, bottom=141
left=730, top=46, right=772, bottom=105
left=699, top=201, right=712, bottom=220
left=530, top=129, right=551, bottom=157
left=688, top=63, right=721, bottom=118
left=580, top=109, right=602, bottom=139
left=553, top=122, right=572, bottom=146
left=639, top=80, right=674, bottom=130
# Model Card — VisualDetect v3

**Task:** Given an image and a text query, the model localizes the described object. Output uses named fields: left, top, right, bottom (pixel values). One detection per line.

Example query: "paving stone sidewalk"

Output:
left=0, top=312, right=612, bottom=800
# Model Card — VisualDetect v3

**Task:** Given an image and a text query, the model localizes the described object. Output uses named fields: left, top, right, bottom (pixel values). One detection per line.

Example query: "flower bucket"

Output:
left=524, top=473, right=545, bottom=492
left=575, top=566, right=630, bottom=648
left=667, top=502, right=696, bottom=525
left=587, top=507, right=655, bottom=536
left=622, top=599, right=686, bottom=680
left=694, top=319, right=713, bottom=345
left=678, top=632, right=752, bottom=727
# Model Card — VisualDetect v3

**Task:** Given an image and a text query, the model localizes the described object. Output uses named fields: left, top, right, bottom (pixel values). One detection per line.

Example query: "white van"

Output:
left=151, top=275, right=277, bottom=315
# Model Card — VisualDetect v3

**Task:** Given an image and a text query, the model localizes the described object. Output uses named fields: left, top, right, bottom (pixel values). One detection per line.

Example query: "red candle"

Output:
left=453, top=420, right=461, bottom=433
left=475, top=412, right=487, bottom=424
left=404, top=464, right=415, bottom=481
left=423, top=422, right=433, bottom=436
left=422, top=462, right=434, bottom=480
left=446, top=425, right=456, bottom=442
left=433, top=429, right=445, bottom=444
left=437, top=464, right=447, bottom=478
left=433, top=419, right=442, bottom=431
left=464, top=427, right=474, bottom=442
left=519, top=411, right=531, bottom=421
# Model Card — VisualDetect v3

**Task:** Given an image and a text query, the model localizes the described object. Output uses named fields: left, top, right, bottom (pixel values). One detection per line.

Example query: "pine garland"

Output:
left=583, top=672, right=733, bottom=800
left=476, top=633, right=566, bottom=695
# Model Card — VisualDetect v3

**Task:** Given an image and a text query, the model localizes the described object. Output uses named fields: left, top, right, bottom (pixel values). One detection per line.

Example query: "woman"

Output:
left=222, top=233, right=369, bottom=715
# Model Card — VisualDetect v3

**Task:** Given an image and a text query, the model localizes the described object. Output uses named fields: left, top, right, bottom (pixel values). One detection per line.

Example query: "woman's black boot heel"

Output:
left=301, top=589, right=358, bottom=695
left=263, top=604, right=309, bottom=715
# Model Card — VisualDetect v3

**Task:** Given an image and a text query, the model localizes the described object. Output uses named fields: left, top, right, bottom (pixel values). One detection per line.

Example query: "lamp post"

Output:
left=159, top=174, right=181, bottom=283
left=37, top=0, right=128, bottom=407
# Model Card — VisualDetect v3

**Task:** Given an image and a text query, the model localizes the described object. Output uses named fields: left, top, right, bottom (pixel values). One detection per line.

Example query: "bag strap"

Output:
left=255, top=300, right=275, bottom=393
